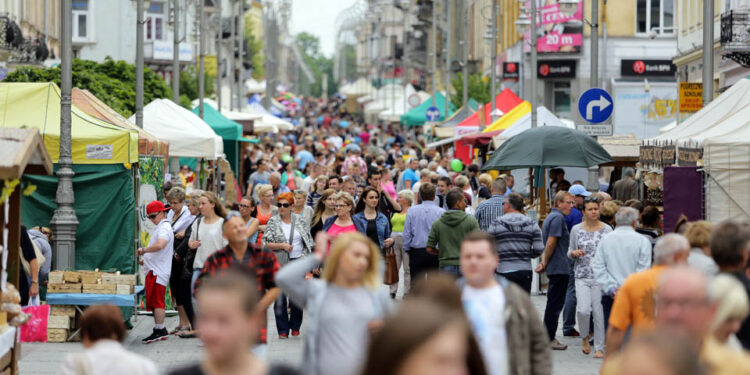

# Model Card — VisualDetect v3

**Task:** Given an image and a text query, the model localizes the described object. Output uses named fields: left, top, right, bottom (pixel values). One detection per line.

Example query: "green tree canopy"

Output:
left=451, top=73, right=491, bottom=108
left=3, top=57, right=171, bottom=117
left=244, top=16, right=265, bottom=80
left=295, top=32, right=337, bottom=97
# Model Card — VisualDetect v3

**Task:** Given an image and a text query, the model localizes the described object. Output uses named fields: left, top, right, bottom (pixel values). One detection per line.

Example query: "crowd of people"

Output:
left=52, top=98, right=750, bottom=375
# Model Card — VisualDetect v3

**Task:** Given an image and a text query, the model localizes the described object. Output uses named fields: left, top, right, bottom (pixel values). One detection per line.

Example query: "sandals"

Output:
left=582, top=338, right=591, bottom=355
left=177, top=330, right=197, bottom=339
left=594, top=350, right=605, bottom=359
left=170, top=326, right=191, bottom=335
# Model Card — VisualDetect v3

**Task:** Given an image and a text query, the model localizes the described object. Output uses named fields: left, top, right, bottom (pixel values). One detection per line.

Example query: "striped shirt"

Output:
left=475, top=195, right=505, bottom=232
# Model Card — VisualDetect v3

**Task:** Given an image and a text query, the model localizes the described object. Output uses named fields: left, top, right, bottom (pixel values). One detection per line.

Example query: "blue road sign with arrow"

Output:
left=578, top=88, right=613, bottom=124
left=426, top=106, right=441, bottom=122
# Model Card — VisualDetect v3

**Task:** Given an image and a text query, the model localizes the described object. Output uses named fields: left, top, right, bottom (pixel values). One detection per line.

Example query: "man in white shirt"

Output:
left=459, top=232, right=551, bottom=375
left=138, top=201, right=175, bottom=344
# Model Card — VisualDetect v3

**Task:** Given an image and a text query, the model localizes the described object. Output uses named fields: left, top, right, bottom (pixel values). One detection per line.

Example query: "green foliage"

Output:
left=244, top=15, right=265, bottom=79
left=3, top=57, right=171, bottom=117
left=450, top=73, right=491, bottom=108
left=295, top=32, right=338, bottom=97
left=179, top=65, right=215, bottom=109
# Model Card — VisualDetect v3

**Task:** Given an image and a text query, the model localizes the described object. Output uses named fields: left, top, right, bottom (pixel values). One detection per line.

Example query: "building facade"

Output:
left=1, top=0, right=61, bottom=77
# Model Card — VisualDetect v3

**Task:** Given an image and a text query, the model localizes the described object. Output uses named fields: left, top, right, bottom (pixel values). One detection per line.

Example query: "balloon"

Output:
left=282, top=154, right=293, bottom=163
left=451, top=159, right=463, bottom=172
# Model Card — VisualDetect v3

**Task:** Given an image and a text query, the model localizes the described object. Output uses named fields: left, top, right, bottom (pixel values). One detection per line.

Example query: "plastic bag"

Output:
left=19, top=304, right=49, bottom=343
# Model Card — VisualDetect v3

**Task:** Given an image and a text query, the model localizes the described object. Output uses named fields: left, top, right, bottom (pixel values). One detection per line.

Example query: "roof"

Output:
left=0, top=128, right=53, bottom=179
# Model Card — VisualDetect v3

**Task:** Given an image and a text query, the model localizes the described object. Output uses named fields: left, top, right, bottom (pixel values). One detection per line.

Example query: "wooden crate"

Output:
left=80, top=273, right=101, bottom=284
left=50, top=305, right=76, bottom=318
left=48, top=271, right=64, bottom=284
left=82, top=284, right=116, bottom=294
left=63, top=271, right=82, bottom=283
left=48, top=315, right=71, bottom=329
left=116, top=284, right=134, bottom=295
left=48, top=283, right=82, bottom=294
left=47, top=328, right=68, bottom=343
left=101, top=274, right=136, bottom=286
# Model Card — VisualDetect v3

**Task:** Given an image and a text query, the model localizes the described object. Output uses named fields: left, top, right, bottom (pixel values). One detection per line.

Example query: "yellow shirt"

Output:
left=608, top=265, right=667, bottom=333
left=391, top=212, right=406, bottom=233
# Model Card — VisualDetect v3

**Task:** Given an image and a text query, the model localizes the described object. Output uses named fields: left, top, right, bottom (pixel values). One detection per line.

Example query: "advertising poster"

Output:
left=613, top=83, right=678, bottom=139
left=524, top=0, right=583, bottom=54
left=137, top=157, right=165, bottom=246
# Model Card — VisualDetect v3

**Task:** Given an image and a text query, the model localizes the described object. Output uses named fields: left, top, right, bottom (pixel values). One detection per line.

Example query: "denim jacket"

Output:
left=352, top=212, right=391, bottom=249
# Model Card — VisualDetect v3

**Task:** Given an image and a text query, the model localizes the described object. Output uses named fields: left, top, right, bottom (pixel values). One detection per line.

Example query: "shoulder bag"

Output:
left=383, top=245, right=399, bottom=285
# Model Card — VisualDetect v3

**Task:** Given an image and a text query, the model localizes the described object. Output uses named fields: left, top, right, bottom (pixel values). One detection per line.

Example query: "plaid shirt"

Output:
left=194, top=245, right=280, bottom=343
left=475, top=194, right=505, bottom=232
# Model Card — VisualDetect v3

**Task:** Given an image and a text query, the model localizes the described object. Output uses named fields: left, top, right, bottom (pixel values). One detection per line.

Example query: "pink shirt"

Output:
left=327, top=223, right=357, bottom=251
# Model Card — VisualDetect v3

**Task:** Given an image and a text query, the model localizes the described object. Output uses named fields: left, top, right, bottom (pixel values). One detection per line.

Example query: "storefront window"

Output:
left=553, top=82, right=571, bottom=118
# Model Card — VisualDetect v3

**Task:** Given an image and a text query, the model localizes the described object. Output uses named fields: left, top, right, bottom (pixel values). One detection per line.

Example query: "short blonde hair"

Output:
left=322, top=232, right=382, bottom=289
left=454, top=175, right=469, bottom=189
left=397, top=190, right=414, bottom=206
left=478, top=173, right=493, bottom=188
left=710, top=274, right=750, bottom=332
left=684, top=220, right=712, bottom=249
left=600, top=201, right=620, bottom=218
left=256, top=184, right=273, bottom=199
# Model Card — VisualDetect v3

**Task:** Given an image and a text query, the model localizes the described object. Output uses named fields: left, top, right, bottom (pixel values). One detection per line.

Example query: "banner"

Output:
left=678, top=147, right=703, bottom=166
left=661, top=145, right=676, bottom=165
left=679, top=82, right=702, bottom=113
left=524, top=1, right=583, bottom=54
left=613, top=83, right=678, bottom=138
left=138, top=157, right=165, bottom=246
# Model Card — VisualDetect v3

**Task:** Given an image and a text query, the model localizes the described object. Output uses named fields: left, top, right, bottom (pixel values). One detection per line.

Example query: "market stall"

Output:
left=401, top=92, right=455, bottom=127
left=703, top=125, right=750, bottom=222
left=378, top=86, right=430, bottom=123
left=1, top=82, right=140, bottom=273
left=192, top=103, right=248, bottom=173
left=0, top=128, right=53, bottom=373
left=432, top=99, right=479, bottom=138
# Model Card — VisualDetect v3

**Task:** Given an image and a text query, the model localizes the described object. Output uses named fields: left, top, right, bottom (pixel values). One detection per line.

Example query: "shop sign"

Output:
left=503, top=62, right=519, bottom=81
left=678, top=147, right=703, bottom=166
left=679, top=82, right=703, bottom=113
left=661, top=145, right=676, bottom=165
left=640, top=144, right=677, bottom=167
left=640, top=145, right=657, bottom=165
left=620, top=59, right=676, bottom=77
left=537, top=60, right=576, bottom=79
left=576, top=124, right=613, bottom=136
left=523, top=1, right=583, bottom=53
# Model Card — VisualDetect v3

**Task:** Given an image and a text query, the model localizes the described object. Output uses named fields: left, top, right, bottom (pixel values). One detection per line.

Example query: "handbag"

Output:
left=383, top=246, right=399, bottom=285
left=273, top=216, right=295, bottom=267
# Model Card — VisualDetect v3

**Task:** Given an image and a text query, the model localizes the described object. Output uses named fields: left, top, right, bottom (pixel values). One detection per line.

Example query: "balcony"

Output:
left=721, top=9, right=750, bottom=67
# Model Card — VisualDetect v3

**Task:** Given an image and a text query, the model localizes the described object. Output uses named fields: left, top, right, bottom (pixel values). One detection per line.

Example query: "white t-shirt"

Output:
left=144, top=220, right=174, bottom=286
left=462, top=284, right=509, bottom=375
left=190, top=218, right=228, bottom=269
left=280, top=220, right=304, bottom=259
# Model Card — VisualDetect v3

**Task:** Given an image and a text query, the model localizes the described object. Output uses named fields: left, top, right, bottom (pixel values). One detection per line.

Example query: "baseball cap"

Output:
left=146, top=201, right=169, bottom=215
left=569, top=184, right=591, bottom=197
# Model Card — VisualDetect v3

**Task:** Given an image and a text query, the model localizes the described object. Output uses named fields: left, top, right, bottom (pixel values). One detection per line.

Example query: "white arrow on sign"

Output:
left=585, top=95, right=612, bottom=121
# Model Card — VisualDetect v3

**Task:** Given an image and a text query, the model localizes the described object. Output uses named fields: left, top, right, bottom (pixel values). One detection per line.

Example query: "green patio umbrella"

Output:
left=481, top=126, right=613, bottom=171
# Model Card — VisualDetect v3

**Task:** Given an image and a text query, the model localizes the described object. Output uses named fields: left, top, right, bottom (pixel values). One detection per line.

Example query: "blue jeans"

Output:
left=191, top=269, right=201, bottom=315
left=441, top=265, right=462, bottom=278
left=563, top=265, right=577, bottom=333
left=274, top=258, right=303, bottom=335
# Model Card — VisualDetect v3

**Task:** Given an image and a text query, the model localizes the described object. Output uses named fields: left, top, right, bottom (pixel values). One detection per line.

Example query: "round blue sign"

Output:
left=578, top=88, right=613, bottom=124
left=426, top=106, right=441, bottom=122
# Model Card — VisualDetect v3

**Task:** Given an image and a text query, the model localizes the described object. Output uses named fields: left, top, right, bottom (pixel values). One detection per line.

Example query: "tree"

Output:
left=244, top=15, right=265, bottom=80
left=4, top=57, right=171, bottom=117
left=450, top=73, right=491, bottom=108
left=295, top=32, right=337, bottom=97
left=179, top=65, right=216, bottom=109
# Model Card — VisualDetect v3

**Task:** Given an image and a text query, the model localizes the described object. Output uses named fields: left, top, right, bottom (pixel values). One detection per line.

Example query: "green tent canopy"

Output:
left=401, top=92, right=456, bottom=127
left=192, top=103, right=249, bottom=173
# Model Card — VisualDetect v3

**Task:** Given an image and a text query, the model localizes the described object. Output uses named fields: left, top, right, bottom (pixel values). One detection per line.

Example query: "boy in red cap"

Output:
left=138, top=201, right=174, bottom=343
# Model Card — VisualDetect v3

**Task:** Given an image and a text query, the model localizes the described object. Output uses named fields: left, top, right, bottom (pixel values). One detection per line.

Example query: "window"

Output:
left=637, top=0, right=675, bottom=35
left=146, top=1, right=166, bottom=41
left=72, top=0, right=91, bottom=41
left=553, top=82, right=571, bottom=118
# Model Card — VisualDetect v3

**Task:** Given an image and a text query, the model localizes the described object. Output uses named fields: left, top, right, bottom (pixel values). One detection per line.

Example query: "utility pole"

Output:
left=703, top=0, right=714, bottom=106
left=172, top=0, right=180, bottom=104
left=444, top=0, right=452, bottom=118
left=198, top=0, right=205, bottom=118
left=136, top=0, right=145, bottom=127
left=403, top=2, right=410, bottom=115
left=51, top=0, right=78, bottom=270
left=230, top=0, right=236, bottom=110
left=217, top=0, right=223, bottom=112
left=587, top=0, right=600, bottom=192
left=431, top=0, right=437, bottom=108
left=489, top=0, right=498, bottom=124
left=460, top=0, right=468, bottom=107
left=530, top=0, right=537, bottom=128
left=238, top=0, right=245, bottom=110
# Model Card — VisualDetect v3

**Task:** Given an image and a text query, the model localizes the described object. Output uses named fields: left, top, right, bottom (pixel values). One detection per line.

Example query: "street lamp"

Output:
left=515, top=14, right=530, bottom=34
left=130, top=0, right=151, bottom=129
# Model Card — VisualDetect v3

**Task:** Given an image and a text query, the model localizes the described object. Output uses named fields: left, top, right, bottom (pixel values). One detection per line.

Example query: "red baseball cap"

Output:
left=146, top=201, right=169, bottom=215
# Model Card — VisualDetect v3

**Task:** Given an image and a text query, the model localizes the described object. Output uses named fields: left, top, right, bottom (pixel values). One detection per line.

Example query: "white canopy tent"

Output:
left=364, top=84, right=406, bottom=122
left=340, top=78, right=375, bottom=97
left=703, top=120, right=750, bottom=222
left=194, top=98, right=293, bottom=133
left=651, top=79, right=750, bottom=143
left=132, top=99, right=223, bottom=160
left=491, top=106, right=572, bottom=147
left=245, top=79, right=266, bottom=94
left=377, top=85, right=429, bottom=122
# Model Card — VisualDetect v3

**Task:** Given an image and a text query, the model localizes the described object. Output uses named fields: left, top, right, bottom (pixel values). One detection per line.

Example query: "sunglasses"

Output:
left=277, top=203, right=292, bottom=208
left=584, top=196, right=599, bottom=203
left=334, top=204, right=349, bottom=209
left=147, top=214, right=159, bottom=219
left=225, top=211, right=242, bottom=221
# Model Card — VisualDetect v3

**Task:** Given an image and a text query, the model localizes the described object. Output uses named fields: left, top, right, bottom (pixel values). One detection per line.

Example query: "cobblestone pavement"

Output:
left=20, top=287, right=600, bottom=374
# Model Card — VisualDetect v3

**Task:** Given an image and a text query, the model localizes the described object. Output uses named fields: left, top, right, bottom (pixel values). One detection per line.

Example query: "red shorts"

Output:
left=145, top=271, right=166, bottom=311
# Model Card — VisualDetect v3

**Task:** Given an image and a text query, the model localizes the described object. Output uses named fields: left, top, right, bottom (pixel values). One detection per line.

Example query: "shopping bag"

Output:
left=383, top=247, right=399, bottom=285
left=19, top=304, right=49, bottom=343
